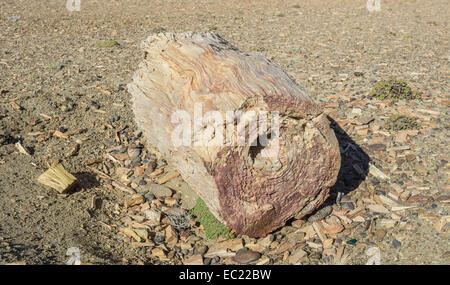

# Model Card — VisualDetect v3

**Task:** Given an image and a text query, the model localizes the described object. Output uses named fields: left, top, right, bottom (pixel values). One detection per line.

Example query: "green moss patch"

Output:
left=369, top=78, right=421, bottom=101
left=190, top=198, right=234, bottom=240
left=96, top=40, right=119, bottom=48
left=384, top=114, right=420, bottom=131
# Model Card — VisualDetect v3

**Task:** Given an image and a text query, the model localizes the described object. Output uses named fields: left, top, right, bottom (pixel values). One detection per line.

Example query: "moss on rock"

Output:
left=384, top=114, right=420, bottom=131
left=369, top=78, right=421, bottom=101
left=190, top=198, right=234, bottom=240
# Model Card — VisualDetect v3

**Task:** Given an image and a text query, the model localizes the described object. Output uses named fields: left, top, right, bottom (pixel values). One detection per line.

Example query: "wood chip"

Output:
left=156, top=171, right=180, bottom=184
left=377, top=194, right=402, bottom=207
left=312, top=222, right=325, bottom=242
left=53, top=130, right=69, bottom=139
left=14, top=142, right=31, bottom=155
left=10, top=101, right=22, bottom=110
left=112, top=180, right=136, bottom=194
left=369, top=164, right=390, bottom=180
left=120, top=228, right=142, bottom=242
left=124, top=194, right=144, bottom=207
left=366, top=204, right=390, bottom=214
left=37, top=162, right=77, bottom=193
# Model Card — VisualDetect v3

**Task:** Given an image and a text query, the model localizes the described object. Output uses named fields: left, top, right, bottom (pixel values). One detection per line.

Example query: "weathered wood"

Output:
left=128, top=32, right=340, bottom=237
left=37, top=161, right=77, bottom=193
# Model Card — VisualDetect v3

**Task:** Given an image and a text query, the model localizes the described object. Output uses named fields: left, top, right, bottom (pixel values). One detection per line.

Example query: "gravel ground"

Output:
left=0, top=0, right=448, bottom=265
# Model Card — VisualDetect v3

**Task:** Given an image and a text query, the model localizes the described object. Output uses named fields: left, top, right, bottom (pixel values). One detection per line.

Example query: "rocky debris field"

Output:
left=0, top=0, right=449, bottom=264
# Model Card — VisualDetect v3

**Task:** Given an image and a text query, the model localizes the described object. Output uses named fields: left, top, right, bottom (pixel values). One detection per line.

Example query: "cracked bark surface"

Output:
left=129, top=32, right=341, bottom=237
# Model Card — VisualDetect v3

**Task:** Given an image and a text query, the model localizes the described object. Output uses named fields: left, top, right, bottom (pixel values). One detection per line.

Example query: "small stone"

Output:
left=151, top=248, right=167, bottom=259
left=89, top=100, right=100, bottom=109
left=392, top=239, right=401, bottom=248
left=233, top=249, right=261, bottom=264
left=127, top=147, right=141, bottom=159
left=321, top=222, right=344, bottom=235
left=144, top=193, right=156, bottom=202
left=165, top=197, right=177, bottom=207
left=258, top=234, right=274, bottom=248
left=144, top=209, right=161, bottom=225
left=165, top=225, right=178, bottom=246
left=121, top=228, right=142, bottom=242
left=341, top=202, right=355, bottom=210
left=368, top=144, right=387, bottom=152
left=375, top=229, right=387, bottom=240
left=153, top=234, right=165, bottom=244
left=288, top=248, right=307, bottom=264
left=194, top=245, right=208, bottom=256
left=147, top=184, right=173, bottom=198
left=124, top=194, right=145, bottom=207
left=131, top=156, right=142, bottom=165
left=346, top=239, right=358, bottom=245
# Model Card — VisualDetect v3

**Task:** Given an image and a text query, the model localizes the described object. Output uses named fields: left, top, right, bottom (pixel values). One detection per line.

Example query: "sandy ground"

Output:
left=0, top=0, right=448, bottom=264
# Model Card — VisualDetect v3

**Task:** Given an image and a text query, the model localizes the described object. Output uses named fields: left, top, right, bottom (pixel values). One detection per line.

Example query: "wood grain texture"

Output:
left=128, top=32, right=340, bottom=237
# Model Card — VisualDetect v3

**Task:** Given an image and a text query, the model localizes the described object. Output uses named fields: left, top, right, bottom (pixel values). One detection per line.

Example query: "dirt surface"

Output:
left=0, top=0, right=449, bottom=265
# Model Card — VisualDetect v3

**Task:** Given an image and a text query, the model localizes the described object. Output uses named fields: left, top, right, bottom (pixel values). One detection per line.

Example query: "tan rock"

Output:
left=218, top=238, right=244, bottom=251
left=321, top=221, right=344, bottom=235
left=151, top=248, right=167, bottom=260
left=288, top=248, right=307, bottom=264
left=165, top=225, right=178, bottom=246
left=124, top=194, right=145, bottom=208
left=183, top=254, right=203, bottom=265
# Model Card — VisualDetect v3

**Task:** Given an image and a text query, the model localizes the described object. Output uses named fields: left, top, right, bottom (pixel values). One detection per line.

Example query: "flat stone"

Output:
left=233, top=249, right=261, bottom=264
left=341, top=202, right=355, bottom=210
left=144, top=209, right=161, bottom=225
left=127, top=147, right=142, bottom=159
left=124, top=194, right=145, bottom=208
left=257, top=234, right=274, bottom=248
left=288, top=248, right=307, bottom=264
left=374, top=229, right=387, bottom=240
left=392, top=239, right=401, bottom=248
left=146, top=183, right=173, bottom=198
left=194, top=245, right=208, bottom=256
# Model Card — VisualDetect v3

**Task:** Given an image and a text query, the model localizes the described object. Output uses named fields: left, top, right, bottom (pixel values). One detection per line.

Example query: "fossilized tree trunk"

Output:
left=128, top=32, right=340, bottom=238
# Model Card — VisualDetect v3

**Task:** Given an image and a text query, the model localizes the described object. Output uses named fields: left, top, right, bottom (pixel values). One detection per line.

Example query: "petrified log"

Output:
left=128, top=32, right=340, bottom=238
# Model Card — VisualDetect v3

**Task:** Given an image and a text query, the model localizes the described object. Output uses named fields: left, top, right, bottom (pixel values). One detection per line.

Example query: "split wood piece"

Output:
left=129, top=32, right=341, bottom=237
left=37, top=162, right=77, bottom=193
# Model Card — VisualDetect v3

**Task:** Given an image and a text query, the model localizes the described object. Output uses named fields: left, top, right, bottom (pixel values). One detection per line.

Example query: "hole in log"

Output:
left=248, top=133, right=282, bottom=171
left=249, top=133, right=271, bottom=162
